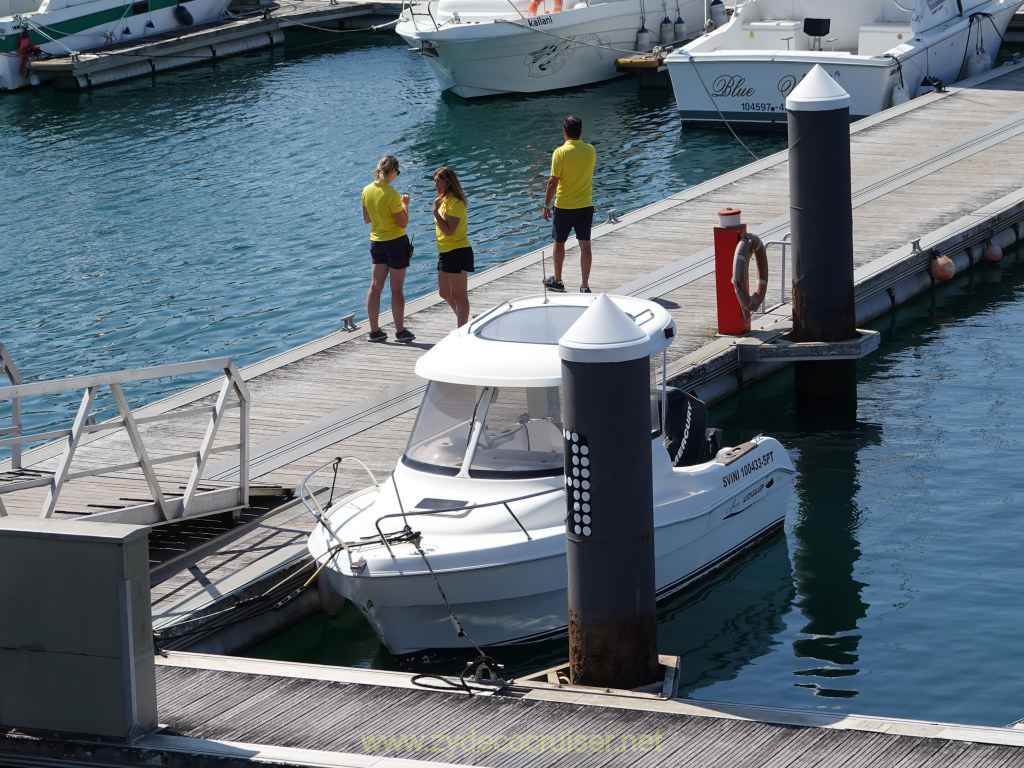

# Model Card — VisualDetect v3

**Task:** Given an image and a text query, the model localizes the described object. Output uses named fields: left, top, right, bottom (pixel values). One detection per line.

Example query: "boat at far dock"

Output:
left=305, top=292, right=794, bottom=661
left=664, top=0, right=1024, bottom=130
left=395, top=0, right=716, bottom=97
left=0, top=0, right=233, bottom=90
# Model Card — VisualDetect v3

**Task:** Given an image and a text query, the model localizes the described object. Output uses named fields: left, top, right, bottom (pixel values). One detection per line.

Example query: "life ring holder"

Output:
left=732, top=232, right=769, bottom=314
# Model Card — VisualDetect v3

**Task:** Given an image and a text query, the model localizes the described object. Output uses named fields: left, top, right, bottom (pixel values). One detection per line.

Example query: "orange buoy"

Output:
left=929, top=248, right=955, bottom=281
left=982, top=240, right=1003, bottom=262
left=527, top=0, right=539, bottom=15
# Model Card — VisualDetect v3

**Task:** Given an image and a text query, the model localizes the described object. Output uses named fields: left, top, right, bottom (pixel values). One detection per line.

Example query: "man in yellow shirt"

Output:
left=542, top=115, right=596, bottom=293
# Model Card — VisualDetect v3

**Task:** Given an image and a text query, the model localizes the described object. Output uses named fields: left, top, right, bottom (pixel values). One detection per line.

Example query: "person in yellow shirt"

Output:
left=432, top=165, right=475, bottom=327
left=541, top=115, right=596, bottom=293
left=361, top=155, right=415, bottom=343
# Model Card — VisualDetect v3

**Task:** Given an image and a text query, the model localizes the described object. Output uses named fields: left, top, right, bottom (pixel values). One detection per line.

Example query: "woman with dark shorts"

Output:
left=432, top=165, right=475, bottom=327
left=361, top=155, right=415, bottom=343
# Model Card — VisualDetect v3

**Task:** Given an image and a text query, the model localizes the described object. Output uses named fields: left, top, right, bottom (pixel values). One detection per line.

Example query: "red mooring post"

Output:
left=714, top=207, right=749, bottom=335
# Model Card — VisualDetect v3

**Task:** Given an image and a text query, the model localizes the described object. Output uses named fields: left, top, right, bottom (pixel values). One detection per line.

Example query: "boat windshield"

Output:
left=402, top=381, right=564, bottom=478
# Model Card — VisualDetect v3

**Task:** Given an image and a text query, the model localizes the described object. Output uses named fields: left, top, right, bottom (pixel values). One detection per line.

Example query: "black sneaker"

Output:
left=395, top=328, right=415, bottom=343
left=580, top=285, right=592, bottom=293
left=543, top=276, right=565, bottom=292
left=367, top=330, right=387, bottom=343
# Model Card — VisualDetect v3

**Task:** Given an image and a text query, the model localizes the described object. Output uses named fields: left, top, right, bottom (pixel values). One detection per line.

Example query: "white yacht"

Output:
left=395, top=0, right=713, bottom=97
left=664, top=0, right=1024, bottom=129
left=1, top=0, right=232, bottom=90
left=305, top=293, right=794, bottom=660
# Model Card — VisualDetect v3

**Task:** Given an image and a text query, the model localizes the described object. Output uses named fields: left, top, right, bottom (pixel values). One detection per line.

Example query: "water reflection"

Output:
left=789, top=419, right=876, bottom=698
left=667, top=536, right=794, bottom=696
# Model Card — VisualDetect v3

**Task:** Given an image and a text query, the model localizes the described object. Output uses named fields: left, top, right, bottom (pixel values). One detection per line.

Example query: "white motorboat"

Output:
left=664, top=0, right=1024, bottom=130
left=0, top=0, right=232, bottom=90
left=305, top=293, right=795, bottom=660
left=395, top=0, right=715, bottom=97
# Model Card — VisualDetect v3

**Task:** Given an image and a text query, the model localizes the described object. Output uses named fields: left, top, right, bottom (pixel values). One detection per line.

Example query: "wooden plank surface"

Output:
left=142, top=662, right=1024, bottom=767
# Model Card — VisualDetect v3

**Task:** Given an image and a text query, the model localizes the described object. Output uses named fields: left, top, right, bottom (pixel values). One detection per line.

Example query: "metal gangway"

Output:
left=0, top=343, right=250, bottom=525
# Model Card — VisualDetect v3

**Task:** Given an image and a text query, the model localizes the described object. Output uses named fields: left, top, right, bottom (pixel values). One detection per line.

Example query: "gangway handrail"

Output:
left=0, top=343, right=24, bottom=471
left=0, top=356, right=249, bottom=524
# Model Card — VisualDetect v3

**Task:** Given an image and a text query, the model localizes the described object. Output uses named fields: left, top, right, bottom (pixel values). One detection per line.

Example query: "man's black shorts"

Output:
left=551, top=206, right=594, bottom=243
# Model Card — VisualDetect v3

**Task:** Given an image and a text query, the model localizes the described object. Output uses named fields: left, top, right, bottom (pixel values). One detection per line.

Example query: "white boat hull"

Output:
left=0, top=0, right=231, bottom=91
left=310, top=436, right=794, bottom=658
left=664, top=0, right=1022, bottom=129
left=396, top=0, right=709, bottom=97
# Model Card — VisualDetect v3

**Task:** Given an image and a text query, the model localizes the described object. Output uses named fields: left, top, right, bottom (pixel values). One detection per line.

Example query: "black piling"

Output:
left=559, top=294, right=659, bottom=689
left=787, top=65, right=858, bottom=405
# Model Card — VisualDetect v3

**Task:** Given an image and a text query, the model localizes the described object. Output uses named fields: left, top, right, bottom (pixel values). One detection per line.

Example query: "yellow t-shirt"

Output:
left=550, top=139, right=596, bottom=210
left=361, top=181, right=405, bottom=242
left=435, top=195, right=471, bottom=253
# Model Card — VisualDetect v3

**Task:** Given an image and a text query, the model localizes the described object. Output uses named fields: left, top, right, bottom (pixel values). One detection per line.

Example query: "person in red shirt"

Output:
left=16, top=28, right=41, bottom=77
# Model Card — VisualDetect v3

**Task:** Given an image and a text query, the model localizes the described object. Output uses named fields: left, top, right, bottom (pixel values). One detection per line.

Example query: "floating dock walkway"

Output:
left=5, top=59, right=1024, bottom=767
left=4, top=652, right=1024, bottom=767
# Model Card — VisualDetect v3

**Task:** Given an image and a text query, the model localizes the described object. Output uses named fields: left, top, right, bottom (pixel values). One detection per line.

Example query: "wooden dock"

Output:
left=5, top=59, right=1024, bottom=767
left=4, top=652, right=1024, bottom=767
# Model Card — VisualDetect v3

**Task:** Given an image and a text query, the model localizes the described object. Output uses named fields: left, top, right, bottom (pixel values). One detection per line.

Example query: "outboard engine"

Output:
left=658, top=387, right=721, bottom=467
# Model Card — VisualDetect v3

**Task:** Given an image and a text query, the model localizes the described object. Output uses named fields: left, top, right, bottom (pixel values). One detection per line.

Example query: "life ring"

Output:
left=732, top=233, right=769, bottom=314
left=526, top=0, right=559, bottom=14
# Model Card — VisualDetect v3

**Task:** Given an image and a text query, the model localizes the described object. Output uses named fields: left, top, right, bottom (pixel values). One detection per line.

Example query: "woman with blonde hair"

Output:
left=361, top=154, right=414, bottom=343
left=431, top=165, right=475, bottom=326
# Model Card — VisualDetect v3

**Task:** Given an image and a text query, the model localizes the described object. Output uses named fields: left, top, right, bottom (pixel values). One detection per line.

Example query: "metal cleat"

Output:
left=341, top=313, right=357, bottom=332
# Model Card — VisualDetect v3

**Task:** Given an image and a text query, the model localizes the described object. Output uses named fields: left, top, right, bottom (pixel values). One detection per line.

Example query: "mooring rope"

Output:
left=679, top=51, right=760, bottom=160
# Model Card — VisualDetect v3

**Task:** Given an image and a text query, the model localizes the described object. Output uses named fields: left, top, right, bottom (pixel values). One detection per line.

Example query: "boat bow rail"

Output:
left=302, top=456, right=562, bottom=560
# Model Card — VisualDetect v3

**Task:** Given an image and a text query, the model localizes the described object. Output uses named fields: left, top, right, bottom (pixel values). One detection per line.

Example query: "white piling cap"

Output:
left=559, top=293, right=651, bottom=363
left=786, top=64, right=850, bottom=112
left=718, top=207, right=742, bottom=227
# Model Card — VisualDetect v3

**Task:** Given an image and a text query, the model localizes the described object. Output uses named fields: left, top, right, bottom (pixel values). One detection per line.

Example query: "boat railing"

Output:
left=299, top=455, right=380, bottom=551
left=760, top=232, right=792, bottom=312
left=0, top=353, right=250, bottom=525
left=299, top=454, right=562, bottom=558
left=373, top=485, right=562, bottom=557
left=403, top=0, right=442, bottom=32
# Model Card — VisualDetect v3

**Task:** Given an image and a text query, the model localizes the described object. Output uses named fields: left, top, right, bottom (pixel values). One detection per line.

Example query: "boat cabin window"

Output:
left=402, top=381, right=564, bottom=478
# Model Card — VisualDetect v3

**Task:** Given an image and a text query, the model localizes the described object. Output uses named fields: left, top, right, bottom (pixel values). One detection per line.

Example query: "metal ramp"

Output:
left=0, top=344, right=252, bottom=526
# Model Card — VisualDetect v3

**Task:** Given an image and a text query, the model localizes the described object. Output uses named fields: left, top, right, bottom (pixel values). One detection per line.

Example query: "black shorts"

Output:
left=370, top=235, right=411, bottom=269
left=551, top=206, right=594, bottom=243
left=437, top=246, right=475, bottom=274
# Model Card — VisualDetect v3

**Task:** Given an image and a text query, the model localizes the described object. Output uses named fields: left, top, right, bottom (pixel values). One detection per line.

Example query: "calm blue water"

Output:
left=4, top=28, right=1024, bottom=728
